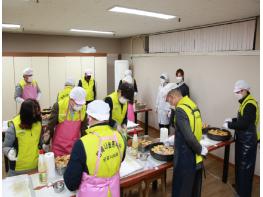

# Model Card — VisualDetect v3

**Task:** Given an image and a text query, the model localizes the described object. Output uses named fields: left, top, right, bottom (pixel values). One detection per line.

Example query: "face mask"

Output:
left=160, top=78, right=165, bottom=85
left=27, top=76, right=33, bottom=83
left=119, top=97, right=128, bottom=104
left=235, top=93, right=243, bottom=100
left=73, top=105, right=82, bottom=111
left=85, top=76, right=91, bottom=81
left=176, top=76, right=183, bottom=83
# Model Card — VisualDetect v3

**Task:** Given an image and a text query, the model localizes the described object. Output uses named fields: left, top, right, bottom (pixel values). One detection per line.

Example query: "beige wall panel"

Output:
left=94, top=57, right=107, bottom=99
left=31, top=57, right=50, bottom=108
left=80, top=57, right=95, bottom=81
left=48, top=57, right=66, bottom=106
left=2, top=57, right=17, bottom=120
left=65, top=56, right=81, bottom=86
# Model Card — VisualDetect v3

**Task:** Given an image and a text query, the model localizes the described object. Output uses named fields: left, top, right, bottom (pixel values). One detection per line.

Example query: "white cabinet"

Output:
left=48, top=57, right=66, bottom=106
left=2, top=54, right=107, bottom=118
left=65, top=57, right=81, bottom=86
left=2, top=57, right=17, bottom=120
left=31, top=57, right=50, bottom=108
left=95, top=57, right=107, bottom=99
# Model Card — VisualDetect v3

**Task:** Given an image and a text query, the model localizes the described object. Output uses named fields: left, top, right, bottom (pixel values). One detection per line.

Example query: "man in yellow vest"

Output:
left=78, top=69, right=96, bottom=105
left=14, top=67, right=41, bottom=103
left=104, top=83, right=134, bottom=132
left=47, top=87, right=87, bottom=156
left=163, top=83, right=208, bottom=197
left=223, top=80, right=259, bottom=197
left=64, top=100, right=126, bottom=196
left=3, top=99, right=42, bottom=176
left=57, top=78, right=75, bottom=101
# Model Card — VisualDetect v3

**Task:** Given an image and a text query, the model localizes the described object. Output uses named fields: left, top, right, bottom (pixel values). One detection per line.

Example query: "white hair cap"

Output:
left=124, top=69, right=132, bottom=76
left=23, top=67, right=33, bottom=76
left=233, top=80, right=250, bottom=93
left=162, top=83, right=181, bottom=98
left=65, top=78, right=75, bottom=86
left=160, top=73, right=169, bottom=82
left=87, top=100, right=110, bottom=121
left=85, top=69, right=92, bottom=76
left=69, top=87, right=86, bottom=105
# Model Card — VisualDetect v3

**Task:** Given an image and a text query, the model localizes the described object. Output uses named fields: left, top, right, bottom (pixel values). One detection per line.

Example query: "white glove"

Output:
left=222, top=122, right=229, bottom=129
left=201, top=146, right=208, bottom=156
left=168, top=110, right=171, bottom=118
left=36, top=92, right=41, bottom=101
left=224, top=118, right=232, bottom=123
left=16, top=97, right=24, bottom=104
left=164, top=135, right=174, bottom=146
left=8, top=148, right=17, bottom=161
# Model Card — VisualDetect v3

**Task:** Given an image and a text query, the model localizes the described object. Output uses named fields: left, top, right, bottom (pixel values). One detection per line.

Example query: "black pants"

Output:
left=172, top=165, right=203, bottom=197
left=235, top=132, right=257, bottom=197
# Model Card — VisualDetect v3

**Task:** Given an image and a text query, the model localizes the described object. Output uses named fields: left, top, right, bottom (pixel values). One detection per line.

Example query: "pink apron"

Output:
left=127, top=103, right=135, bottom=122
left=22, top=84, right=38, bottom=100
left=77, top=133, right=122, bottom=197
left=52, top=108, right=81, bottom=157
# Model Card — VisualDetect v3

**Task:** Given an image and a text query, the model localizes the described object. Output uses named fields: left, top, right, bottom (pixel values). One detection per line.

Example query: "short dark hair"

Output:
left=118, top=82, right=134, bottom=102
left=176, top=69, right=184, bottom=77
left=19, top=99, right=41, bottom=129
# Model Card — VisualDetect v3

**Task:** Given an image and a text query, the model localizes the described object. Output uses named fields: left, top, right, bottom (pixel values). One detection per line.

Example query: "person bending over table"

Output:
left=64, top=100, right=126, bottom=196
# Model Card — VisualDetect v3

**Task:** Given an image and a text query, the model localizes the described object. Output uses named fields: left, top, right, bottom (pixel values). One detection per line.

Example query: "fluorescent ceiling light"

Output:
left=2, top=23, right=21, bottom=29
left=70, top=29, right=114, bottom=35
left=109, top=6, right=176, bottom=20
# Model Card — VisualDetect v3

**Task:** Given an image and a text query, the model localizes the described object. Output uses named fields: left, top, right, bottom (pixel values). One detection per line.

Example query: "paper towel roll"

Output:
left=44, top=152, right=56, bottom=181
left=160, top=128, right=168, bottom=142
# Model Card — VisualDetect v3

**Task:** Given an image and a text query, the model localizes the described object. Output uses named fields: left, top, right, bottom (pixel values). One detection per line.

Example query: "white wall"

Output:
left=129, top=52, right=260, bottom=175
left=2, top=55, right=108, bottom=120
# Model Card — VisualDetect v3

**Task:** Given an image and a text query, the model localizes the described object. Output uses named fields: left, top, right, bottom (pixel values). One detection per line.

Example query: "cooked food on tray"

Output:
left=151, top=145, right=174, bottom=155
left=139, top=139, right=152, bottom=147
left=55, top=155, right=70, bottom=168
left=208, top=129, right=229, bottom=136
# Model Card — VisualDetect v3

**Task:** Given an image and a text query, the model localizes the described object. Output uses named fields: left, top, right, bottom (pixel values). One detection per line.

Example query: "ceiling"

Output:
left=3, top=0, right=260, bottom=38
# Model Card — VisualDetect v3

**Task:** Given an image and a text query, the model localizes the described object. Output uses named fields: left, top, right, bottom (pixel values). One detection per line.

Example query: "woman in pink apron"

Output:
left=46, top=87, right=87, bottom=156
left=15, top=67, right=41, bottom=104
left=63, top=100, right=126, bottom=197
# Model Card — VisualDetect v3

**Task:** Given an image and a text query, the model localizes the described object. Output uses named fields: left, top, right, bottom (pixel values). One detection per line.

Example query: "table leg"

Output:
left=4, top=156, right=9, bottom=172
left=135, top=113, right=138, bottom=123
left=145, top=111, right=148, bottom=135
left=222, top=144, right=230, bottom=183
left=120, top=188, right=124, bottom=197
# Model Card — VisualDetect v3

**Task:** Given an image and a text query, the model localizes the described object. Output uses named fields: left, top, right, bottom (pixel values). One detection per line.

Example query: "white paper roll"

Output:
left=44, top=152, right=56, bottom=181
left=160, top=128, right=168, bottom=142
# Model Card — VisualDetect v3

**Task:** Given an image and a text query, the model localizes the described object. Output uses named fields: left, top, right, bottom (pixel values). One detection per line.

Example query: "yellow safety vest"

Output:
left=108, top=92, right=128, bottom=125
left=81, top=77, right=95, bottom=102
left=239, top=94, right=260, bottom=140
left=57, top=86, right=73, bottom=102
left=58, top=97, right=86, bottom=123
left=12, top=115, right=41, bottom=171
left=19, top=79, right=38, bottom=89
left=82, top=125, right=125, bottom=177
left=177, top=96, right=203, bottom=164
